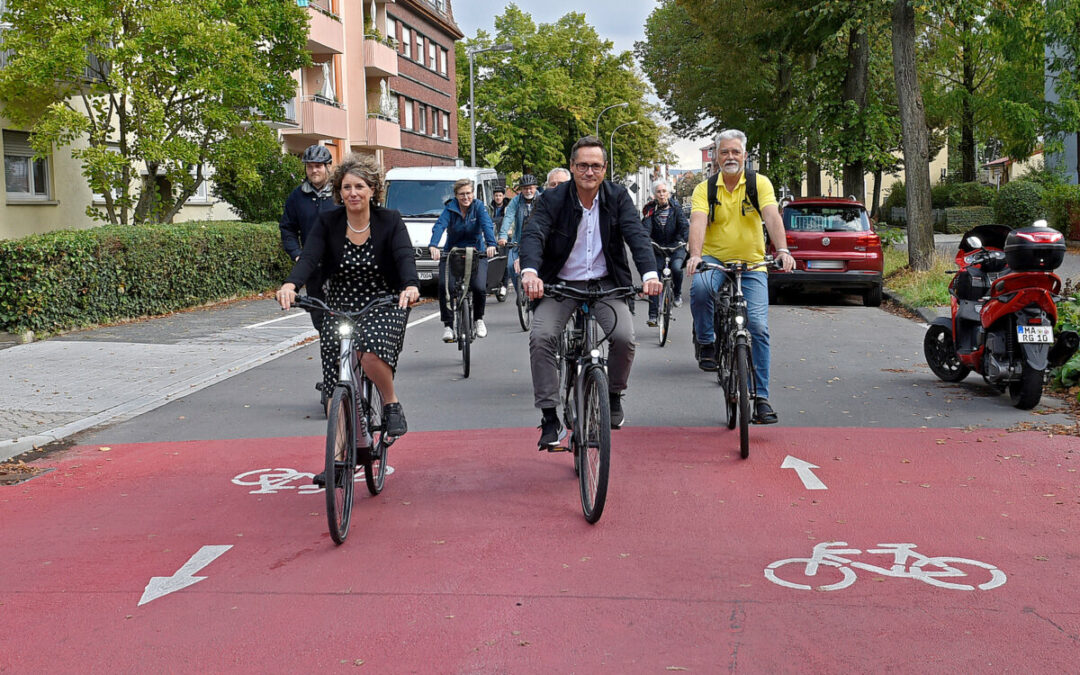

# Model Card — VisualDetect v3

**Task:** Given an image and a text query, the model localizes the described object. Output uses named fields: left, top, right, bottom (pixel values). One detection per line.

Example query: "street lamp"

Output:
left=594, top=101, right=628, bottom=138
left=609, top=120, right=638, bottom=179
left=468, top=43, right=513, bottom=167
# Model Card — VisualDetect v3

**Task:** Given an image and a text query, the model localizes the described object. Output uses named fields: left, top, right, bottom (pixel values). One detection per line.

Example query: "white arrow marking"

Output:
left=781, top=455, right=827, bottom=490
left=138, top=545, right=232, bottom=606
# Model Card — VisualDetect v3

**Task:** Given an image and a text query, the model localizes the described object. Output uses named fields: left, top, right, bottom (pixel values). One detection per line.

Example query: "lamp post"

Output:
left=594, top=101, right=628, bottom=138
left=468, top=43, right=513, bottom=167
left=609, top=120, right=638, bottom=179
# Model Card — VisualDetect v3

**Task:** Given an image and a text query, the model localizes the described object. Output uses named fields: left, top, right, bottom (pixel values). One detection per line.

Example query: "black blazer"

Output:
left=519, top=178, right=656, bottom=287
left=285, top=205, right=419, bottom=291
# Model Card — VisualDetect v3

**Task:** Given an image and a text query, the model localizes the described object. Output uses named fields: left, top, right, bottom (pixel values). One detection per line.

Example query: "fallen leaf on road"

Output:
left=99, top=446, right=111, bottom=452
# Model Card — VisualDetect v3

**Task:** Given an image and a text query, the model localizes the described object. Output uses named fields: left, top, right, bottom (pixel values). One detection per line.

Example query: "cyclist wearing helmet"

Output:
left=280, top=144, right=337, bottom=406
left=497, top=174, right=540, bottom=295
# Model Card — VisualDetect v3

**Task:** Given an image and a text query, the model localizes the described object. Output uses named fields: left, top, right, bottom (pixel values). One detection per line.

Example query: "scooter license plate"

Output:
left=1017, top=325, right=1053, bottom=343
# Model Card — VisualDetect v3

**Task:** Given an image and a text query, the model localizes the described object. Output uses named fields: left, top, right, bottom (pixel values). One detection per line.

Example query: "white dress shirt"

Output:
left=558, top=194, right=607, bottom=280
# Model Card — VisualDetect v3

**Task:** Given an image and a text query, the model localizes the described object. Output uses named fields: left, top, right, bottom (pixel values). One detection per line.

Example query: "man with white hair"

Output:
left=686, top=129, right=795, bottom=425
left=642, top=179, right=689, bottom=325
left=545, top=167, right=571, bottom=189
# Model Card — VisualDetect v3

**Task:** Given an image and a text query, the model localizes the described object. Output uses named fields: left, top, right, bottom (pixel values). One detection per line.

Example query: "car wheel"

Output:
left=863, top=284, right=882, bottom=307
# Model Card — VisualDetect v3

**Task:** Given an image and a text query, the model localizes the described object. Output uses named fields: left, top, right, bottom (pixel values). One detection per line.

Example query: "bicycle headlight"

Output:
left=735, top=315, right=745, bottom=326
left=590, top=349, right=601, bottom=359
left=338, top=323, right=353, bottom=337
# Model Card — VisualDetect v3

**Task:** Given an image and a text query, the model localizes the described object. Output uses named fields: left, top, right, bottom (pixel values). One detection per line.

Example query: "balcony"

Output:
left=363, top=37, right=398, bottom=78
left=362, top=115, right=401, bottom=151
left=305, top=4, right=343, bottom=55
left=280, top=96, right=348, bottom=141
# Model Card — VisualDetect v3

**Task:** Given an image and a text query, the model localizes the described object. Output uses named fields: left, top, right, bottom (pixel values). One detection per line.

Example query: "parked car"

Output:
left=383, top=166, right=501, bottom=288
left=769, top=196, right=884, bottom=306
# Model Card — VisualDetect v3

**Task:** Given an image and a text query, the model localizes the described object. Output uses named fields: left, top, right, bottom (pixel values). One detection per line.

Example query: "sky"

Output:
left=450, top=0, right=708, bottom=169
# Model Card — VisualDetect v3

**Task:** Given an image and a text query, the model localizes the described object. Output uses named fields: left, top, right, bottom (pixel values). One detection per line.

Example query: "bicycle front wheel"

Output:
left=735, top=341, right=751, bottom=459
left=459, top=297, right=471, bottom=378
left=516, top=280, right=532, bottom=331
left=658, top=281, right=671, bottom=347
left=363, top=379, right=388, bottom=495
left=325, top=385, right=357, bottom=544
left=579, top=366, right=611, bottom=523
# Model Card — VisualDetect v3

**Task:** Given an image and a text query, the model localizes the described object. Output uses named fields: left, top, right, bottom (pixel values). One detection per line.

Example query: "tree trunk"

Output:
left=841, top=28, right=869, bottom=202
left=961, top=19, right=976, bottom=183
left=871, top=168, right=883, bottom=221
left=805, top=52, right=821, bottom=197
left=892, top=0, right=935, bottom=271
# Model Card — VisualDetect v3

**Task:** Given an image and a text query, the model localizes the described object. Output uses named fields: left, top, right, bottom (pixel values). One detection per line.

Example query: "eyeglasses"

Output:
left=456, top=191, right=474, bottom=198
left=574, top=163, right=606, bottom=175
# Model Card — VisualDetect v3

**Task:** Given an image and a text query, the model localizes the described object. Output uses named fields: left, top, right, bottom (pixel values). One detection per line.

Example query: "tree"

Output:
left=212, top=124, right=305, bottom=223
left=0, top=0, right=309, bottom=225
left=1045, top=0, right=1080, bottom=182
left=892, top=0, right=935, bottom=270
left=674, top=171, right=703, bottom=204
left=458, top=5, right=668, bottom=177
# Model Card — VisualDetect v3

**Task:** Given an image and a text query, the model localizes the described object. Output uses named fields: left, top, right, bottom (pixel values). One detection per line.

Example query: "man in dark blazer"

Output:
left=519, top=136, right=661, bottom=448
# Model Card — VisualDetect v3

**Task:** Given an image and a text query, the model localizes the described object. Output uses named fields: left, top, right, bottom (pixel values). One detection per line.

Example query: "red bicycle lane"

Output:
left=1, top=426, right=1077, bottom=672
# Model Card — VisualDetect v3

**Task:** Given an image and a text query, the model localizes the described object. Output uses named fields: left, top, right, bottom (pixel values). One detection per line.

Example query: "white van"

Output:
left=383, top=166, right=501, bottom=286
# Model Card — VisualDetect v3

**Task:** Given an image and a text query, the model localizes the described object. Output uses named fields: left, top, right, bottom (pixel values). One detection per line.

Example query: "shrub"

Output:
left=931, top=183, right=955, bottom=209
left=992, top=180, right=1046, bottom=229
left=944, top=206, right=995, bottom=234
left=882, top=180, right=905, bottom=219
left=949, top=181, right=995, bottom=207
left=212, top=125, right=305, bottom=223
left=1016, top=163, right=1068, bottom=190
left=1043, top=183, right=1080, bottom=238
left=0, top=222, right=292, bottom=335
left=1051, top=291, right=1080, bottom=395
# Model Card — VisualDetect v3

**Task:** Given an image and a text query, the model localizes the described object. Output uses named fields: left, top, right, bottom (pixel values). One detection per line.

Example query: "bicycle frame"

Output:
left=698, top=261, right=764, bottom=395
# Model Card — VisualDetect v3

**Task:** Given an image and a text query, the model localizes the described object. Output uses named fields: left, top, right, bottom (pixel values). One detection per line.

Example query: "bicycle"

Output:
left=548, top=282, right=638, bottom=524
left=293, top=294, right=404, bottom=544
left=691, top=257, right=774, bottom=459
left=651, top=242, right=686, bottom=347
left=443, top=247, right=487, bottom=378
left=504, top=242, right=532, bottom=331
left=764, top=541, right=1007, bottom=591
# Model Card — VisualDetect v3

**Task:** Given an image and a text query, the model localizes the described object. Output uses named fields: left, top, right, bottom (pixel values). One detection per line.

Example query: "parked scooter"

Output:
left=924, top=220, right=1079, bottom=409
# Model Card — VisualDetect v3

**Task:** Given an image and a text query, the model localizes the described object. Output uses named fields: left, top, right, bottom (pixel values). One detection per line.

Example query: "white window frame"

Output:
left=185, top=165, right=210, bottom=204
left=403, top=99, right=413, bottom=129
left=418, top=104, right=427, bottom=134
left=91, top=144, right=124, bottom=204
left=442, top=112, right=450, bottom=140
left=439, top=48, right=447, bottom=75
left=401, top=27, right=411, bottom=59
left=3, top=130, right=51, bottom=202
left=386, top=17, right=396, bottom=44
left=428, top=41, right=437, bottom=70
left=414, top=32, right=422, bottom=63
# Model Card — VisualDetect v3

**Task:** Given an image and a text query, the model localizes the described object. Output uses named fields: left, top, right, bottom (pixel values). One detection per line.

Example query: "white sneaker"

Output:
left=673, top=297, right=683, bottom=307
left=442, top=326, right=455, bottom=342
left=475, top=319, right=488, bottom=338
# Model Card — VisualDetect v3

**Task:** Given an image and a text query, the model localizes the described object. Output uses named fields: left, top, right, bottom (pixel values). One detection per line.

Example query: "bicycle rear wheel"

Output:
left=579, top=366, right=611, bottom=523
left=362, top=379, right=388, bottom=495
left=459, top=296, right=471, bottom=378
left=516, top=279, right=532, bottom=331
left=658, top=280, right=672, bottom=347
left=325, top=385, right=357, bottom=544
left=734, top=341, right=751, bottom=459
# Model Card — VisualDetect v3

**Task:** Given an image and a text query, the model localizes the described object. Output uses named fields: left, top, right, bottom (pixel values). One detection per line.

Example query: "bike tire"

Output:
left=1009, top=363, right=1043, bottom=410
left=658, top=281, right=671, bottom=347
left=460, top=296, right=471, bottom=378
left=325, top=385, right=356, bottom=545
left=363, top=379, right=388, bottom=496
left=579, top=366, right=611, bottom=524
left=516, top=280, right=532, bottom=332
left=735, top=341, right=751, bottom=459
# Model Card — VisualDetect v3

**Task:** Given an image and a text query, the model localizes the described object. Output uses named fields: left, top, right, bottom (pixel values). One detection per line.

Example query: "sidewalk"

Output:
left=0, top=296, right=318, bottom=462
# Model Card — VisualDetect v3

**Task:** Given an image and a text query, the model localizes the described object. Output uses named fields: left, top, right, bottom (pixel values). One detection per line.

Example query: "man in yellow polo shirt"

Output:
left=687, top=129, right=795, bottom=424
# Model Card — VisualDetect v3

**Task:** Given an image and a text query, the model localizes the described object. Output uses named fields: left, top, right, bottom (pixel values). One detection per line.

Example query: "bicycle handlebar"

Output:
left=292, top=293, right=400, bottom=322
left=695, top=257, right=776, bottom=274
left=652, top=242, right=687, bottom=254
left=545, top=283, right=640, bottom=302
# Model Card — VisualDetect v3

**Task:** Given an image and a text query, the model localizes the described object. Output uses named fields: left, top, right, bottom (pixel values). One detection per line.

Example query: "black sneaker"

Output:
left=311, top=471, right=326, bottom=487
left=698, top=343, right=719, bottom=371
left=609, top=393, right=624, bottom=429
left=538, top=415, right=566, bottom=448
left=384, top=402, right=407, bottom=437
left=753, top=398, right=778, bottom=425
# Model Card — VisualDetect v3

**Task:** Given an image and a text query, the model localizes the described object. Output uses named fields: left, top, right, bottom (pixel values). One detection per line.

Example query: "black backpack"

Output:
left=707, top=167, right=759, bottom=222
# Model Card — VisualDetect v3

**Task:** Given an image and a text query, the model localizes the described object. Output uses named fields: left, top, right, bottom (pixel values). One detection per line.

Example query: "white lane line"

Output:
left=407, top=310, right=441, bottom=328
left=248, top=308, right=440, bottom=330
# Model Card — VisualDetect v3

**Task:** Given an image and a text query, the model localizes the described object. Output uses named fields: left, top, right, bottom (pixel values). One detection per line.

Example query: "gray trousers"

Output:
left=529, top=278, right=636, bottom=409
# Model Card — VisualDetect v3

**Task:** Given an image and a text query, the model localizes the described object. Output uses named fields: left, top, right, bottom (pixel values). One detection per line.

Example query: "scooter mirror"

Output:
left=966, top=235, right=983, bottom=249
left=1033, top=219, right=1049, bottom=228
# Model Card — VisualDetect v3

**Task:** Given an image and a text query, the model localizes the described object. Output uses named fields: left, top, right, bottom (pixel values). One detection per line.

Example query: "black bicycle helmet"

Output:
left=301, top=144, right=332, bottom=164
left=516, top=174, right=538, bottom=188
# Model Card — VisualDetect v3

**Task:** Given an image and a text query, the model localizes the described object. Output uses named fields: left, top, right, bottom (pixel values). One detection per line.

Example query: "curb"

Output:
left=883, top=287, right=939, bottom=325
left=0, top=328, right=318, bottom=463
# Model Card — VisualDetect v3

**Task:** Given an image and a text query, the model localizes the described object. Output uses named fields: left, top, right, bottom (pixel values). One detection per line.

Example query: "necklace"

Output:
left=347, top=220, right=370, bottom=234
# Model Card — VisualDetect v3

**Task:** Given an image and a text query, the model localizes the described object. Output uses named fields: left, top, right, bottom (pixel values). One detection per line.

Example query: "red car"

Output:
left=769, top=196, right=884, bottom=306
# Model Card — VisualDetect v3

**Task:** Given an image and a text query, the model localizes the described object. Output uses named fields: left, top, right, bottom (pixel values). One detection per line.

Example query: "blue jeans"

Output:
left=505, top=247, right=519, bottom=289
left=690, top=260, right=771, bottom=400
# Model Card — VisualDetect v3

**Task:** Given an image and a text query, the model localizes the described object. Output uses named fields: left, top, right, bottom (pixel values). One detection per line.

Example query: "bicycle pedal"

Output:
left=544, top=444, right=571, bottom=453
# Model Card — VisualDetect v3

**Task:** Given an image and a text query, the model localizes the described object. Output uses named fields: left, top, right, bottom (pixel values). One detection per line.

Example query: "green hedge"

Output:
left=0, top=221, right=292, bottom=335
left=993, top=180, right=1046, bottom=229
left=1043, top=183, right=1080, bottom=239
left=943, top=206, right=995, bottom=234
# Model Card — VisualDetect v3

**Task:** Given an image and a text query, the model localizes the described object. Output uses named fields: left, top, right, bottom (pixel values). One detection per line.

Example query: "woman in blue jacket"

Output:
left=429, top=178, right=498, bottom=341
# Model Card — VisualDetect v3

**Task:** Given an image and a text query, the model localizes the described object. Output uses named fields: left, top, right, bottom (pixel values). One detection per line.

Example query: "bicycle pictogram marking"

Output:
left=764, top=541, right=1007, bottom=591
left=232, top=468, right=325, bottom=494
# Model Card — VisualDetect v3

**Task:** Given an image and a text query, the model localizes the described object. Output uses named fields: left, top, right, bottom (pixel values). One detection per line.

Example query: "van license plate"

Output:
left=418, top=271, right=433, bottom=281
left=1017, top=325, right=1053, bottom=343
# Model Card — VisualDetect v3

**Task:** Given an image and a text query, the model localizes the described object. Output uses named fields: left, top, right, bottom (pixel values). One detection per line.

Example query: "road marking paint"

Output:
left=407, top=310, right=441, bottom=328
left=138, top=545, right=232, bottom=606
left=247, top=309, right=439, bottom=331
left=781, top=455, right=827, bottom=490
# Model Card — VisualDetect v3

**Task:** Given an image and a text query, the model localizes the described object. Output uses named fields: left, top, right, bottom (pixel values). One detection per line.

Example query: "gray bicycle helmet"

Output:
left=301, top=144, right=332, bottom=164
left=516, top=174, right=538, bottom=188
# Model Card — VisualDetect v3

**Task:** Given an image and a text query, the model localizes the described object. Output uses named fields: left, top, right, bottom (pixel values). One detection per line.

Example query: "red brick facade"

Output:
left=384, top=1, right=463, bottom=169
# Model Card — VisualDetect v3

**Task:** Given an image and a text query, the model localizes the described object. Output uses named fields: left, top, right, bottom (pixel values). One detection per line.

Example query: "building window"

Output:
left=442, top=112, right=450, bottom=140
left=431, top=110, right=440, bottom=138
left=3, top=130, right=51, bottom=201
left=414, top=32, right=422, bottom=63
left=186, top=166, right=210, bottom=204
left=401, top=27, right=410, bottom=59
left=439, top=48, right=448, bottom=75
left=387, top=17, right=396, bottom=44
left=403, top=99, right=413, bottom=129
left=418, top=104, right=427, bottom=134
left=428, top=42, right=437, bottom=70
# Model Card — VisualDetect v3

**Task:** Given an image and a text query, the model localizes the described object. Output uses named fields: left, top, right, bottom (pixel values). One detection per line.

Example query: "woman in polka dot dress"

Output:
left=277, top=154, right=420, bottom=438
